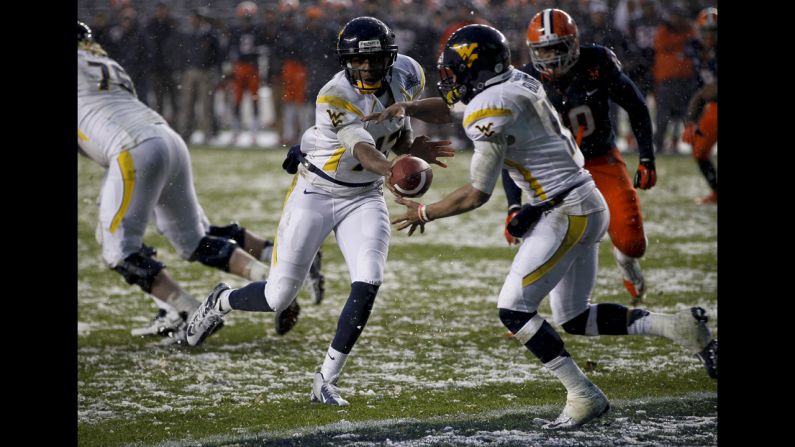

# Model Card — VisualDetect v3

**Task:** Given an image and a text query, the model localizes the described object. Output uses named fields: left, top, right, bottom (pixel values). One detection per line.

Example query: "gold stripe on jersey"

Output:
left=522, top=215, right=588, bottom=287
left=78, top=129, right=89, bottom=141
left=317, top=96, right=364, bottom=118
left=109, top=150, right=135, bottom=234
left=322, top=147, right=347, bottom=172
left=463, top=108, right=513, bottom=127
left=400, top=87, right=412, bottom=101
left=273, top=174, right=300, bottom=266
left=504, top=159, right=548, bottom=200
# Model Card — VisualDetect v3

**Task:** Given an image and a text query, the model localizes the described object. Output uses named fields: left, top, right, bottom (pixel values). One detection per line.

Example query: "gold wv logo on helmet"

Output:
left=452, top=42, right=479, bottom=68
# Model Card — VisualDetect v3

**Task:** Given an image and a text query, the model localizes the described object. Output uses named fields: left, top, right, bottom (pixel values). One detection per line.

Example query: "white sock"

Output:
left=215, top=289, right=234, bottom=314
left=320, top=346, right=348, bottom=382
left=260, top=244, right=274, bottom=263
left=627, top=312, right=669, bottom=337
left=544, top=355, right=590, bottom=394
left=150, top=296, right=173, bottom=312
left=246, top=259, right=269, bottom=281
left=167, top=290, right=200, bottom=314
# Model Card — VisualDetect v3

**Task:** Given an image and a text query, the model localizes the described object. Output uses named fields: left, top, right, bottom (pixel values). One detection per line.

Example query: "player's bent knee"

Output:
left=561, top=307, right=590, bottom=335
left=190, top=235, right=238, bottom=272
left=112, top=249, right=165, bottom=293
left=499, top=308, right=534, bottom=333
left=265, top=276, right=303, bottom=312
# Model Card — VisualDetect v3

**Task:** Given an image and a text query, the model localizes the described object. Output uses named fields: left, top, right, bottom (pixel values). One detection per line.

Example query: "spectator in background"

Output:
left=261, top=6, right=284, bottom=136
left=177, top=9, right=222, bottom=144
left=90, top=11, right=117, bottom=57
left=303, top=7, right=340, bottom=107
left=652, top=3, right=697, bottom=154
left=108, top=7, right=151, bottom=105
left=275, top=4, right=308, bottom=146
left=580, top=0, right=630, bottom=135
left=626, top=0, right=660, bottom=97
left=146, top=2, right=182, bottom=124
left=228, top=1, right=267, bottom=143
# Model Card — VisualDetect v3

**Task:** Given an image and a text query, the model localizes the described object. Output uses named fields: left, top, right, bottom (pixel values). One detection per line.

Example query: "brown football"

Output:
left=390, top=156, right=433, bottom=198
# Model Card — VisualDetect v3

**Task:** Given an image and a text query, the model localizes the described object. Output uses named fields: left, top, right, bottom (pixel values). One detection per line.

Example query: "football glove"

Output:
left=504, top=206, right=522, bottom=246
left=633, top=158, right=656, bottom=190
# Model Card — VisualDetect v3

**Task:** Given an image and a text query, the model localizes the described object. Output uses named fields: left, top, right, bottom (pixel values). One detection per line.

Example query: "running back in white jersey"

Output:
left=463, top=69, right=592, bottom=207
left=299, top=54, right=425, bottom=194
left=78, top=49, right=167, bottom=167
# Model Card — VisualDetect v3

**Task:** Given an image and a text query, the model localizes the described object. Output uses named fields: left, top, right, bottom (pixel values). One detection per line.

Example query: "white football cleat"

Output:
left=310, top=371, right=349, bottom=406
left=186, top=283, right=230, bottom=346
left=544, top=381, right=610, bottom=430
left=131, top=309, right=186, bottom=337
left=667, top=307, right=712, bottom=352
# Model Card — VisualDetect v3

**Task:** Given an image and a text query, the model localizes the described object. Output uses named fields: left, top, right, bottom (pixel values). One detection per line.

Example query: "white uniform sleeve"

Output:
left=470, top=137, right=507, bottom=194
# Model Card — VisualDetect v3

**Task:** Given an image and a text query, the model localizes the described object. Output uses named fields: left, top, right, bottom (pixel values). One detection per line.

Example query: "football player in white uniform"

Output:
left=77, top=21, right=322, bottom=341
left=374, top=25, right=717, bottom=428
left=186, top=17, right=454, bottom=406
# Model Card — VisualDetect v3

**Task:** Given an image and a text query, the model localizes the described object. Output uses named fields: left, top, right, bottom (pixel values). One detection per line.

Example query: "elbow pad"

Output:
left=337, top=124, right=375, bottom=151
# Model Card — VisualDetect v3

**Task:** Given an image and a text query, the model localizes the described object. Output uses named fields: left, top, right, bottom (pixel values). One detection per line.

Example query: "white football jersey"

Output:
left=463, top=68, right=593, bottom=207
left=299, top=54, right=425, bottom=194
left=77, top=49, right=167, bottom=167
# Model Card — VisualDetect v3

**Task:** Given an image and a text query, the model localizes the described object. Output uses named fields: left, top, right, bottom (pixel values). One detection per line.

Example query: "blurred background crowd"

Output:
left=77, top=0, right=717, bottom=153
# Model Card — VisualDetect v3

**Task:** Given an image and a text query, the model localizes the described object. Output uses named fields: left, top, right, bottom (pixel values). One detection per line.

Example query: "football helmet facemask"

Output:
left=337, top=17, right=398, bottom=94
left=526, top=9, right=580, bottom=78
left=436, top=24, right=512, bottom=106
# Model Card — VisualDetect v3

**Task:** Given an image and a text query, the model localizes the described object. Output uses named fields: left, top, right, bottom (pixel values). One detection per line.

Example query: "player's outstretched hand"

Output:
left=362, top=103, right=407, bottom=124
left=409, top=135, right=455, bottom=168
left=391, top=196, right=425, bottom=236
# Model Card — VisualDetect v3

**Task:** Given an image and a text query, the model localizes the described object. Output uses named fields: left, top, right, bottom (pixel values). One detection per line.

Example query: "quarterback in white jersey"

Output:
left=378, top=25, right=717, bottom=429
left=77, top=22, right=317, bottom=341
left=186, top=17, right=454, bottom=406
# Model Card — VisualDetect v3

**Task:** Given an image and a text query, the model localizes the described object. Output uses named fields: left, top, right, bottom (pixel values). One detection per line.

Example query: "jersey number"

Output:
left=567, top=105, right=596, bottom=143
left=351, top=130, right=401, bottom=171
left=87, top=61, right=135, bottom=94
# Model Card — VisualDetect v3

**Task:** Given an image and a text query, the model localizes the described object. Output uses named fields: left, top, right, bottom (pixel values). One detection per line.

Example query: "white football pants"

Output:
left=264, top=174, right=390, bottom=312
left=96, top=125, right=209, bottom=267
left=497, top=187, right=610, bottom=325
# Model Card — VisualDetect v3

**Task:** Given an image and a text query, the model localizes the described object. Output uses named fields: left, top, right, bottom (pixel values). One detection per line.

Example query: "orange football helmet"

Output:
left=526, top=8, right=580, bottom=78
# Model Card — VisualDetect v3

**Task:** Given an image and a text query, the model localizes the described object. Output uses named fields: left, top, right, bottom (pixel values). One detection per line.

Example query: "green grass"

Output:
left=78, top=148, right=717, bottom=446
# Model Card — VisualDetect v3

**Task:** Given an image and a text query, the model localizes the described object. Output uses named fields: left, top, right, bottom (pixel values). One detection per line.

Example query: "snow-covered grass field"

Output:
left=77, top=148, right=717, bottom=446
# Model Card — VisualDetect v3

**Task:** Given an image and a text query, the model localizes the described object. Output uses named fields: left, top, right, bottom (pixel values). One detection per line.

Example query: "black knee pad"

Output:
left=112, top=250, right=165, bottom=293
left=499, top=308, right=565, bottom=363
left=563, top=304, right=633, bottom=336
left=207, top=222, right=247, bottom=247
left=561, top=308, right=590, bottom=335
left=190, top=235, right=238, bottom=272
left=499, top=308, right=534, bottom=333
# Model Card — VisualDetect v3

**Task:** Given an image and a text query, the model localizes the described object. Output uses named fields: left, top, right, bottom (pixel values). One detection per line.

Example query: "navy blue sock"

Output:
left=330, top=282, right=379, bottom=354
left=228, top=281, right=273, bottom=312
